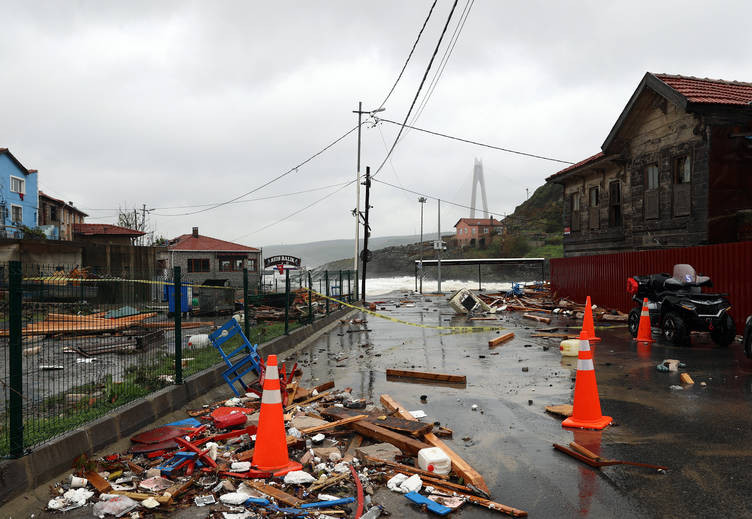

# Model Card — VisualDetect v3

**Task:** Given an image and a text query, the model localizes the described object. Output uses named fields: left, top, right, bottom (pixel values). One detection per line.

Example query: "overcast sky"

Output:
left=2, top=1, right=750, bottom=248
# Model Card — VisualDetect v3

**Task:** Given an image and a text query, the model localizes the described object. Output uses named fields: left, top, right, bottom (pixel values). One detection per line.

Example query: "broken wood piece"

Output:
left=523, top=313, right=551, bottom=324
left=344, top=434, right=364, bottom=459
left=285, top=390, right=330, bottom=411
left=245, top=481, right=303, bottom=506
left=553, top=444, right=668, bottom=471
left=362, top=455, right=449, bottom=480
left=84, top=471, right=112, bottom=493
left=419, top=480, right=527, bottom=517
left=544, top=404, right=573, bottom=418
left=299, top=414, right=367, bottom=435
left=319, top=405, right=433, bottom=437
left=488, top=332, right=514, bottom=348
left=680, top=373, right=694, bottom=385
left=380, top=394, right=490, bottom=495
left=350, top=420, right=430, bottom=456
left=434, top=426, right=453, bottom=438
left=109, top=491, right=171, bottom=504
left=313, top=380, right=335, bottom=392
left=308, top=472, right=350, bottom=493
left=569, top=442, right=601, bottom=461
left=385, top=369, right=466, bottom=384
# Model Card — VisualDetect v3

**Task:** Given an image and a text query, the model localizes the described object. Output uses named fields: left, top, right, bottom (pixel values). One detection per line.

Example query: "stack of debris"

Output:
left=46, top=368, right=527, bottom=517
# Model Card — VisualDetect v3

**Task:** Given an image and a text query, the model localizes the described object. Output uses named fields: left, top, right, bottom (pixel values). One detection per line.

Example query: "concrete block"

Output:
left=28, top=429, right=91, bottom=486
left=86, top=416, right=119, bottom=451
left=146, top=388, right=173, bottom=417
left=356, top=442, right=403, bottom=462
left=313, top=446, right=341, bottom=460
left=116, top=400, right=156, bottom=437
left=291, top=416, right=329, bottom=430
left=0, top=458, right=29, bottom=504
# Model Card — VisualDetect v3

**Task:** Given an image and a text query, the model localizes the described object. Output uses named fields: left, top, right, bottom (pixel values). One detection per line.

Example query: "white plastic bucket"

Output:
left=559, top=339, right=579, bottom=357
left=417, top=447, right=451, bottom=476
left=187, top=334, right=210, bottom=349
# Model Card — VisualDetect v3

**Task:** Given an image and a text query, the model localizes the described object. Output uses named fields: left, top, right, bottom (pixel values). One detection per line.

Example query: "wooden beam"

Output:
left=299, top=414, right=367, bottom=435
left=245, top=481, right=303, bottom=506
left=523, top=313, right=551, bottom=324
left=350, top=421, right=430, bottom=455
left=380, top=394, right=489, bottom=495
left=385, top=369, right=466, bottom=384
left=488, top=332, right=514, bottom=348
left=364, top=455, right=449, bottom=479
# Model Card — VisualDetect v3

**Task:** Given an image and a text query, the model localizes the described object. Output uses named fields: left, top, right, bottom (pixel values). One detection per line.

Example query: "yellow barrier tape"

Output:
left=21, top=276, right=235, bottom=291
left=308, top=289, right=505, bottom=334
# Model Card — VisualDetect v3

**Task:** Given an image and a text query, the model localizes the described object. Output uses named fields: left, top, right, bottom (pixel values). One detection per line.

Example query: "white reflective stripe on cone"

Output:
left=577, top=358, right=594, bottom=371
left=578, top=340, right=591, bottom=351
left=261, top=388, right=282, bottom=405
left=641, top=309, right=649, bottom=316
left=265, top=364, right=279, bottom=381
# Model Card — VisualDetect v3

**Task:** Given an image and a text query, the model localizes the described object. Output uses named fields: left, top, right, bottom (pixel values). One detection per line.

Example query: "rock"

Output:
left=356, top=443, right=403, bottom=462
left=313, top=446, right=341, bottom=460
left=291, top=415, right=329, bottom=430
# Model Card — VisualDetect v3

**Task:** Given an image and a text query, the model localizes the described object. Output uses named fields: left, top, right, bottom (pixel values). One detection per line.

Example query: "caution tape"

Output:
left=307, top=289, right=505, bottom=334
left=21, top=276, right=235, bottom=291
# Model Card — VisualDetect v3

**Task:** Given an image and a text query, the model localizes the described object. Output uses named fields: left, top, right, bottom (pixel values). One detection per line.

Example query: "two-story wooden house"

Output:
left=547, top=73, right=752, bottom=256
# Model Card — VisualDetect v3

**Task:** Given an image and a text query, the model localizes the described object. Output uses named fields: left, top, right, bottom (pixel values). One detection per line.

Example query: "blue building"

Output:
left=0, top=148, right=38, bottom=237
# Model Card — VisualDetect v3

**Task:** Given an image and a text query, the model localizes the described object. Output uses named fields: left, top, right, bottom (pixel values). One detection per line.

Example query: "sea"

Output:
left=364, top=276, right=514, bottom=296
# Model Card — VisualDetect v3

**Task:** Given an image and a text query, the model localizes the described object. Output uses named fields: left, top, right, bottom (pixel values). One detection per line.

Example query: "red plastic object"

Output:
left=174, top=437, right=217, bottom=469
left=131, top=426, right=190, bottom=444
left=350, top=464, right=364, bottom=518
left=146, top=450, right=168, bottom=459
left=213, top=411, right=247, bottom=429
left=130, top=439, right=178, bottom=454
left=627, top=277, right=638, bottom=295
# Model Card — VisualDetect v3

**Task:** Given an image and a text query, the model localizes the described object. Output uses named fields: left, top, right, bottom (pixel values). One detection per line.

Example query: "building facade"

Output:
left=547, top=73, right=752, bottom=257
left=39, top=192, right=87, bottom=240
left=454, top=217, right=504, bottom=248
left=0, top=148, right=38, bottom=237
left=167, top=227, right=261, bottom=287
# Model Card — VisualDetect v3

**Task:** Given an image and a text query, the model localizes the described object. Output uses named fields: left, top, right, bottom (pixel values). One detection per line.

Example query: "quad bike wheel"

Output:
left=662, top=312, right=689, bottom=346
left=710, top=313, right=736, bottom=348
left=745, top=329, right=752, bottom=358
left=628, top=307, right=640, bottom=338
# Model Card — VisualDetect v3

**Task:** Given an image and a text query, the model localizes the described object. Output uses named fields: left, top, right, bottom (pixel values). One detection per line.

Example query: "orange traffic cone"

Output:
left=562, top=339, right=612, bottom=430
left=636, top=298, right=654, bottom=343
left=579, top=296, right=601, bottom=342
left=251, top=354, right=302, bottom=476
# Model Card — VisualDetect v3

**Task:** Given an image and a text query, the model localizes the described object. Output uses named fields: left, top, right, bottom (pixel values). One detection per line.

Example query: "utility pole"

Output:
left=142, top=203, right=147, bottom=245
left=353, top=101, right=363, bottom=293
left=360, top=167, right=371, bottom=303
left=437, top=199, right=442, bottom=294
left=418, top=197, right=427, bottom=293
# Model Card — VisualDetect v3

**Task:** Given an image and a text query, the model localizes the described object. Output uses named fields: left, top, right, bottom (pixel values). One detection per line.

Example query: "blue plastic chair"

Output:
left=208, top=318, right=263, bottom=396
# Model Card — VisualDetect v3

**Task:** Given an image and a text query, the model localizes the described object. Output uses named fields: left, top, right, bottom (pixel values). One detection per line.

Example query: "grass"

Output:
left=0, top=318, right=310, bottom=456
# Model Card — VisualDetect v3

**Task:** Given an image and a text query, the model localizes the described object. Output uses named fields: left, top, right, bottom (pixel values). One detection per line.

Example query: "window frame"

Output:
left=187, top=258, right=210, bottom=273
left=10, top=204, right=22, bottom=224
left=9, top=176, right=25, bottom=195
left=673, top=155, right=691, bottom=185
left=608, top=180, right=622, bottom=228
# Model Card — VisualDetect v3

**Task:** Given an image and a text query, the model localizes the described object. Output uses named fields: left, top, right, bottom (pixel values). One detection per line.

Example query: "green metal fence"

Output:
left=0, top=262, right=355, bottom=457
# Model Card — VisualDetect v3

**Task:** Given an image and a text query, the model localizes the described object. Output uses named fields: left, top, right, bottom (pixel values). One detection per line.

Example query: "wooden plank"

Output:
left=285, top=391, right=329, bottom=411
left=320, top=406, right=432, bottom=436
left=245, top=481, right=303, bottom=506
left=109, top=491, right=171, bottom=504
left=350, top=421, right=430, bottom=455
left=300, top=414, right=367, bottom=435
left=523, top=313, right=551, bottom=324
left=489, top=332, right=515, bottom=348
left=380, top=394, right=490, bottom=495
left=314, top=380, right=335, bottom=392
left=385, top=369, right=466, bottom=384
left=344, top=434, right=363, bottom=459
left=85, top=471, right=111, bottom=493
left=364, top=455, right=449, bottom=480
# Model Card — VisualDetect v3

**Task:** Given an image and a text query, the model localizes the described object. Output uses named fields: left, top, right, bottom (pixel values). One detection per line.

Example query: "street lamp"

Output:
left=353, top=102, right=385, bottom=303
left=418, top=197, right=427, bottom=293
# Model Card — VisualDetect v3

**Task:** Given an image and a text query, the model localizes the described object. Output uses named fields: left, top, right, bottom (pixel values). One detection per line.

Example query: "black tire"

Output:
left=745, top=329, right=752, bottom=359
left=711, top=313, right=736, bottom=348
left=662, top=312, right=689, bottom=346
left=628, top=308, right=640, bottom=338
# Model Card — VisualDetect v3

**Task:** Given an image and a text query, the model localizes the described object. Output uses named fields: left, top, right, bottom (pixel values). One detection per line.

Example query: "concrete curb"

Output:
left=0, top=307, right=353, bottom=505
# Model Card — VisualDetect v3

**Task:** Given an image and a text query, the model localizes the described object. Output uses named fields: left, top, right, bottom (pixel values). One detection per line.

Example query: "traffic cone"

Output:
left=636, top=298, right=654, bottom=343
left=579, top=296, right=601, bottom=342
left=562, top=339, right=612, bottom=430
left=251, top=354, right=302, bottom=476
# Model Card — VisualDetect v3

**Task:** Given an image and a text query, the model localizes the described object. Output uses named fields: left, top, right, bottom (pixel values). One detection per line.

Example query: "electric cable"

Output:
left=372, top=0, right=460, bottom=179
left=376, top=117, right=575, bottom=164
left=378, top=0, right=439, bottom=110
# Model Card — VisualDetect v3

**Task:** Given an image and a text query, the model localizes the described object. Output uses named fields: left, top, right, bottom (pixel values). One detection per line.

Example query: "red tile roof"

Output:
left=454, top=217, right=502, bottom=227
left=546, top=152, right=605, bottom=182
left=73, top=223, right=145, bottom=236
left=655, top=74, right=752, bottom=105
left=168, top=233, right=259, bottom=252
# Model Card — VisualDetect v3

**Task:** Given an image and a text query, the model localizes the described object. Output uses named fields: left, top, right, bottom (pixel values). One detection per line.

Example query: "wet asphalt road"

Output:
left=11, top=291, right=752, bottom=518
left=289, top=292, right=752, bottom=518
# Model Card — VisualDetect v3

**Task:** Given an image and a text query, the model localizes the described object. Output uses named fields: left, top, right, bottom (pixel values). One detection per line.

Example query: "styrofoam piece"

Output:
left=283, top=470, right=315, bottom=484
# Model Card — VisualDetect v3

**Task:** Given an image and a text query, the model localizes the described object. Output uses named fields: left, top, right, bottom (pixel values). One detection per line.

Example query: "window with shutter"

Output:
left=608, top=181, right=622, bottom=227
left=644, top=164, right=659, bottom=220
left=570, top=193, right=581, bottom=231
left=589, top=187, right=600, bottom=230
left=672, top=155, right=691, bottom=216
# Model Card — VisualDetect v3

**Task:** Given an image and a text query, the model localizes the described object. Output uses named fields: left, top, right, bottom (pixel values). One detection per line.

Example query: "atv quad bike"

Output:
left=627, top=264, right=735, bottom=347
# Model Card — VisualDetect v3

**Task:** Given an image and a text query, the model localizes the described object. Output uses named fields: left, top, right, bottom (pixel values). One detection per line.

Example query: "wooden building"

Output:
left=547, top=73, right=752, bottom=257
left=38, top=192, right=88, bottom=240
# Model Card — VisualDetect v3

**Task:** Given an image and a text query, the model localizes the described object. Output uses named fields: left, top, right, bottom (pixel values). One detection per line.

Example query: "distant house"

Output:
left=166, top=227, right=261, bottom=287
left=38, top=192, right=88, bottom=240
left=73, top=223, right=145, bottom=246
left=454, top=217, right=504, bottom=248
left=0, top=148, right=38, bottom=237
left=547, top=73, right=752, bottom=257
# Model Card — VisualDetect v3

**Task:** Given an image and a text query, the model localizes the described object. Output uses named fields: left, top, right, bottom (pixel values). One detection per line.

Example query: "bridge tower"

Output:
left=470, top=158, right=489, bottom=218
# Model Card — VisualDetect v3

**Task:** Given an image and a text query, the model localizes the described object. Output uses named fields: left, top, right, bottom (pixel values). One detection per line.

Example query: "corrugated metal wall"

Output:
left=550, top=241, right=752, bottom=333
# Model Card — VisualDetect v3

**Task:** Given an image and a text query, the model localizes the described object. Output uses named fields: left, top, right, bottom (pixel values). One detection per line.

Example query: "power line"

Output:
left=378, top=0, right=439, bottom=110
left=376, top=117, right=575, bottom=165
left=158, top=124, right=361, bottom=217
left=231, top=180, right=356, bottom=242
left=372, top=0, right=460, bottom=179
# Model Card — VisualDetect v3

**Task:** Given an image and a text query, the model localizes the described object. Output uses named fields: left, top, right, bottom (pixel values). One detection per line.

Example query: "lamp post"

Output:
left=418, top=197, right=427, bottom=293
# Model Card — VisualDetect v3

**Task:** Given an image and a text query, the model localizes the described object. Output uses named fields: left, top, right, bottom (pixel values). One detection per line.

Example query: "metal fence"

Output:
left=1, top=263, right=355, bottom=458
left=550, top=241, right=752, bottom=334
